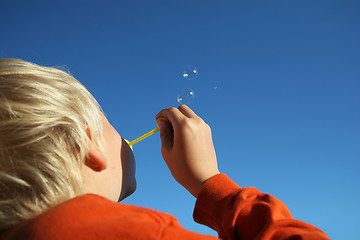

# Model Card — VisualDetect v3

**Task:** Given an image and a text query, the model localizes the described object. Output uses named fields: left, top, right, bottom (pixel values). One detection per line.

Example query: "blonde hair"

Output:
left=0, top=59, right=104, bottom=231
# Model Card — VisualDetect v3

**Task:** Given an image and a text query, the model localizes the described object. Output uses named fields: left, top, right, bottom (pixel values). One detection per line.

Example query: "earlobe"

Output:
left=85, top=141, right=107, bottom=172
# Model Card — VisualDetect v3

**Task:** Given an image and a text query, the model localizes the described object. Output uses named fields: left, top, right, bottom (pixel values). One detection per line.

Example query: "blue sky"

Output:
left=1, top=1, right=359, bottom=238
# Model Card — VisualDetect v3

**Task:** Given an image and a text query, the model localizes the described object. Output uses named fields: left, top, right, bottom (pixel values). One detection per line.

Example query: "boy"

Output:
left=0, top=59, right=329, bottom=239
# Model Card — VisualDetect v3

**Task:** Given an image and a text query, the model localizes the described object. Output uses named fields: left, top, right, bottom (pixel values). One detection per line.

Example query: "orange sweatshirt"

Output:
left=0, top=174, right=329, bottom=240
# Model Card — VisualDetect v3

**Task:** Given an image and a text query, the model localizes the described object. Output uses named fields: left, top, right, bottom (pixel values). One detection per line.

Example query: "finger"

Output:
left=156, top=117, right=169, bottom=129
left=157, top=119, right=174, bottom=150
left=178, top=105, right=198, bottom=118
left=155, top=107, right=186, bottom=127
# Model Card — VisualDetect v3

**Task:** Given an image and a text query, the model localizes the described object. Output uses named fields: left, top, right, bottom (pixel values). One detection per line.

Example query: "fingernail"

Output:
left=156, top=119, right=165, bottom=130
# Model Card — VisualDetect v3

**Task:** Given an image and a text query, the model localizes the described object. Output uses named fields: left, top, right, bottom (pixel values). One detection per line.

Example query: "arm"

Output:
left=194, top=173, right=329, bottom=240
left=156, top=105, right=329, bottom=240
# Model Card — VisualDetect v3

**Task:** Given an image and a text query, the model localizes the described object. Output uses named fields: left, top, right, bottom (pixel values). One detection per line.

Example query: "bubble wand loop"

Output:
left=125, top=118, right=167, bottom=150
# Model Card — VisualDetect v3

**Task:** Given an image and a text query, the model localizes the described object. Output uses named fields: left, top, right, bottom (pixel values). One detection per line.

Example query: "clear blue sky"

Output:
left=1, top=1, right=359, bottom=238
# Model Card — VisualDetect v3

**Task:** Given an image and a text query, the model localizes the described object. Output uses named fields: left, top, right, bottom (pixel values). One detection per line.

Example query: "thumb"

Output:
left=157, top=119, right=174, bottom=150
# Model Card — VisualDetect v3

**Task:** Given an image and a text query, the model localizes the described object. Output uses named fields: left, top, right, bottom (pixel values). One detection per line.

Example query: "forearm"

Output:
left=193, top=174, right=329, bottom=240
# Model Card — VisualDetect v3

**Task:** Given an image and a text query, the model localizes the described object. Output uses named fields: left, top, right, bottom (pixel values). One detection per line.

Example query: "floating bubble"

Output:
left=177, top=88, right=195, bottom=105
left=183, top=66, right=198, bottom=80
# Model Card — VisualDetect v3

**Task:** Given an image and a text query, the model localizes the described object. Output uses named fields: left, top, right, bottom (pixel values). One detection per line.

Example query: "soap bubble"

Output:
left=183, top=66, right=198, bottom=80
left=177, top=88, right=195, bottom=105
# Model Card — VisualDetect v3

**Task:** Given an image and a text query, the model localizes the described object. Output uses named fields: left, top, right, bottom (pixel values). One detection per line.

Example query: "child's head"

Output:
left=0, top=59, right=106, bottom=230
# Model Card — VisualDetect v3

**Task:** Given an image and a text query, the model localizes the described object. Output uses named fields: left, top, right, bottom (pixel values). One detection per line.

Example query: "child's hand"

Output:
left=156, top=105, right=220, bottom=198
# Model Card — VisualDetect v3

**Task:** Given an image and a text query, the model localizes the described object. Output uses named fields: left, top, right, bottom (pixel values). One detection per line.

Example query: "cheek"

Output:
left=119, top=138, right=136, bottom=200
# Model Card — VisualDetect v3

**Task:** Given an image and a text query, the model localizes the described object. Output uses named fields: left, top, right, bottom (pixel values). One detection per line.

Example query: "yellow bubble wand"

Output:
left=125, top=118, right=167, bottom=150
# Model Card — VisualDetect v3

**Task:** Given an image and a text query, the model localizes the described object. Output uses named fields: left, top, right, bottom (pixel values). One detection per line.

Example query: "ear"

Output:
left=85, top=134, right=107, bottom=172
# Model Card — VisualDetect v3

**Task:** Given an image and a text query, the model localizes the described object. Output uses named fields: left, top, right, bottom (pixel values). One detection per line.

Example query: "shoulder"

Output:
left=1, top=194, right=181, bottom=240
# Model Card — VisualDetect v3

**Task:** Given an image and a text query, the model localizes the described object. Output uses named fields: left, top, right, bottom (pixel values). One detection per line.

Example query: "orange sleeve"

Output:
left=193, top=174, right=330, bottom=240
